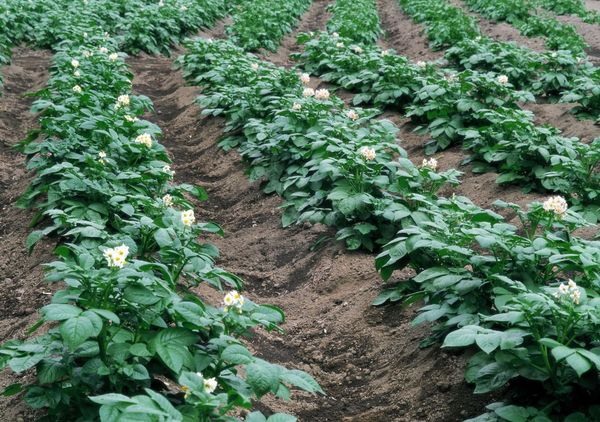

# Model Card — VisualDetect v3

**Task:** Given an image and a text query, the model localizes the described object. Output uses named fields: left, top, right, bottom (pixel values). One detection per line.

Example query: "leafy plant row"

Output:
left=326, top=0, right=382, bottom=45
left=398, top=0, right=600, bottom=121
left=0, top=16, right=323, bottom=422
left=226, top=0, right=312, bottom=51
left=463, top=0, right=587, bottom=54
left=534, top=0, right=600, bottom=24
left=294, top=32, right=600, bottom=220
left=0, top=0, right=228, bottom=95
left=179, top=36, right=600, bottom=421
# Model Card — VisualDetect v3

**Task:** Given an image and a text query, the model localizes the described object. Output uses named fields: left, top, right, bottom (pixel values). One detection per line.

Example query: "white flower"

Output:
left=251, top=63, right=259, bottom=71
left=292, top=102, right=302, bottom=111
left=83, top=50, right=92, bottom=58
left=181, top=209, right=195, bottom=226
left=223, top=290, right=245, bottom=310
left=445, top=74, right=458, bottom=82
left=551, top=52, right=557, bottom=58
left=83, top=32, right=88, bottom=38
left=336, top=42, right=344, bottom=48
left=347, top=110, right=359, bottom=121
left=162, top=164, right=175, bottom=176
left=359, top=146, right=376, bottom=161
left=109, top=53, right=119, bottom=62
left=314, top=89, right=330, bottom=101
left=421, top=157, right=438, bottom=171
left=332, top=32, right=339, bottom=38
left=554, top=279, right=581, bottom=305
left=72, top=85, right=82, bottom=93
left=352, top=46, right=363, bottom=54
left=300, top=73, right=310, bottom=85
left=104, top=32, right=110, bottom=39
left=381, top=50, right=389, bottom=57
left=134, top=133, right=153, bottom=148
left=542, top=196, right=568, bottom=218
left=74, top=70, right=81, bottom=77
left=158, top=0, right=164, bottom=6
left=162, top=194, right=173, bottom=207
left=124, top=114, right=138, bottom=122
left=99, top=47, right=108, bottom=54
left=497, top=74, right=509, bottom=85
left=203, top=377, right=218, bottom=393
left=71, top=59, right=80, bottom=68
left=103, top=244, right=129, bottom=268
left=180, top=5, right=187, bottom=11
left=115, top=94, right=130, bottom=109
left=98, top=151, right=107, bottom=159
left=303, top=87, right=315, bottom=98
left=416, top=61, right=426, bottom=68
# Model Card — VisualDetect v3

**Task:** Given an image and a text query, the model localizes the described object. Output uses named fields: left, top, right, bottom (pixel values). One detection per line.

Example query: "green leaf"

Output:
left=9, top=354, right=44, bottom=373
left=280, top=369, right=324, bottom=394
left=60, top=316, right=95, bottom=350
left=41, top=304, right=82, bottom=321
left=221, top=344, right=254, bottom=365
left=443, top=327, right=477, bottom=348
left=246, top=361, right=280, bottom=397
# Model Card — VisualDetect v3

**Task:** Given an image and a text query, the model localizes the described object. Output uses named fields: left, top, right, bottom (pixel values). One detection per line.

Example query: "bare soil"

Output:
left=1, top=1, right=599, bottom=421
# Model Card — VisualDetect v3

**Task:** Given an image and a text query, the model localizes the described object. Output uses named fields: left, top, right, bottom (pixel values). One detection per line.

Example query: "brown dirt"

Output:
left=586, top=0, right=600, bottom=13
left=0, top=47, right=54, bottom=420
left=557, top=14, right=600, bottom=65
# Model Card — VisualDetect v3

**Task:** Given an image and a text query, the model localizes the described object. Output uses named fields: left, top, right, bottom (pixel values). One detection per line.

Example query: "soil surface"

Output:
left=1, top=2, right=599, bottom=422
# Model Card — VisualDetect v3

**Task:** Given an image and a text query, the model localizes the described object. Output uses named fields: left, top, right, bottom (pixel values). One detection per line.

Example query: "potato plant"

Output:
left=226, top=0, right=312, bottom=51
left=327, top=0, right=382, bottom=44
left=294, top=32, right=600, bottom=214
left=0, top=23, right=321, bottom=422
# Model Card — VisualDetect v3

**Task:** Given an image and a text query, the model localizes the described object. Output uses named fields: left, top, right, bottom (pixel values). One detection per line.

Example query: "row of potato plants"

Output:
left=293, top=32, right=600, bottom=221
left=179, top=35, right=600, bottom=422
left=326, top=0, right=382, bottom=45
left=463, top=0, right=588, bottom=54
left=535, top=0, right=600, bottom=24
left=398, top=0, right=600, bottom=121
left=0, top=0, right=229, bottom=95
left=0, top=15, right=323, bottom=422
left=226, top=0, right=312, bottom=52
left=292, top=1, right=600, bottom=419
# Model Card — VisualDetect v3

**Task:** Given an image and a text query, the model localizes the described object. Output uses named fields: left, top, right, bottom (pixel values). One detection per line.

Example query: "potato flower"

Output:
left=336, top=42, right=344, bottom=48
left=292, top=102, right=302, bottom=111
left=115, top=94, right=130, bottom=109
left=332, top=32, right=339, bottom=38
left=71, top=59, right=80, bottom=68
left=223, top=290, right=245, bottom=311
left=300, top=73, right=310, bottom=85
left=303, top=87, right=315, bottom=98
left=181, top=209, right=195, bottom=226
left=99, top=47, right=108, bottom=54
left=542, top=196, right=568, bottom=218
left=103, top=244, right=129, bottom=268
left=134, top=133, right=153, bottom=148
left=497, top=75, right=509, bottom=84
left=83, top=51, right=92, bottom=58
left=162, top=194, right=173, bottom=207
left=203, top=377, right=218, bottom=393
left=347, top=110, right=359, bottom=121
left=109, top=53, right=119, bottom=62
left=381, top=50, right=389, bottom=57
left=251, top=63, right=259, bottom=71
left=74, top=70, right=81, bottom=77
left=162, top=164, right=175, bottom=176
left=359, top=146, right=376, bottom=161
left=124, top=115, right=138, bottom=122
left=314, top=89, right=330, bottom=100
left=180, top=5, right=187, bottom=11
left=416, top=61, right=426, bottom=68
left=73, top=85, right=82, bottom=93
left=98, top=151, right=107, bottom=164
left=554, top=279, right=581, bottom=305
left=352, top=46, right=363, bottom=54
left=421, top=157, right=438, bottom=171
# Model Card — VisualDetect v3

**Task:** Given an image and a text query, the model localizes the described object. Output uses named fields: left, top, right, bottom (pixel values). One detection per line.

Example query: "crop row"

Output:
left=226, top=0, right=312, bottom=51
left=326, top=0, right=382, bottom=44
left=0, top=0, right=229, bottom=96
left=0, top=5, right=322, bottom=422
left=180, top=33, right=600, bottom=421
left=463, top=0, right=587, bottom=53
left=294, top=33, right=600, bottom=219
left=398, top=0, right=600, bottom=121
